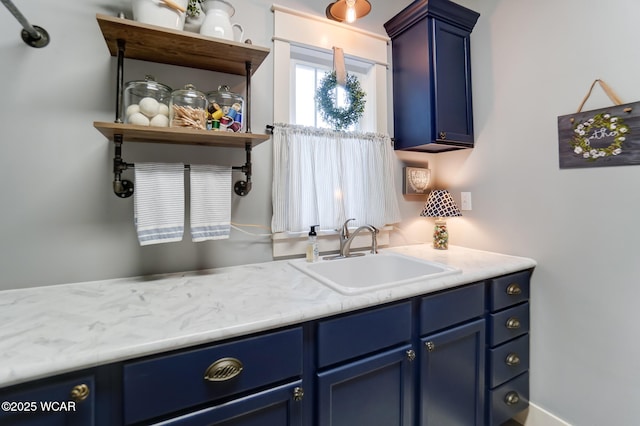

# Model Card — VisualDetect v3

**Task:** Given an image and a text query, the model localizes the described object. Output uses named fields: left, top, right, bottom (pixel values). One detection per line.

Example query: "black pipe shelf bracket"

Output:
left=109, top=34, right=257, bottom=198
left=111, top=141, right=254, bottom=198
left=1, top=0, right=50, bottom=48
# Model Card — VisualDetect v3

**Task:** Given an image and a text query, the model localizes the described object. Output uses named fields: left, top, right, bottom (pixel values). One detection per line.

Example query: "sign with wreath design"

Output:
left=558, top=80, right=640, bottom=169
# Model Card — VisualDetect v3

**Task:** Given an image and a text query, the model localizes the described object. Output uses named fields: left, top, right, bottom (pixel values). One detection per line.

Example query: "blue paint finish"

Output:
left=123, top=327, right=303, bottom=424
left=154, top=380, right=303, bottom=426
left=420, top=282, right=485, bottom=335
left=316, top=302, right=412, bottom=368
left=385, top=0, right=479, bottom=152
left=420, top=319, right=486, bottom=426
left=317, top=345, right=414, bottom=426
left=0, top=374, right=95, bottom=426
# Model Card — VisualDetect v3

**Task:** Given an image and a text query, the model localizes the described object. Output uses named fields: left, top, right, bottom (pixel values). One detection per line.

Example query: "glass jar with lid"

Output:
left=205, top=85, right=244, bottom=132
left=123, top=75, right=172, bottom=127
left=169, top=84, right=208, bottom=130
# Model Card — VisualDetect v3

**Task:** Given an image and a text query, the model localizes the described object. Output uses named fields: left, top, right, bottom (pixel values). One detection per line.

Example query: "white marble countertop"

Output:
left=0, top=244, right=536, bottom=389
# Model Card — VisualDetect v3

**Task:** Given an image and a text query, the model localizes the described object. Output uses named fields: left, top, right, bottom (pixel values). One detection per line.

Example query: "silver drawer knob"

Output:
left=504, top=391, right=520, bottom=406
left=505, top=353, right=521, bottom=366
left=293, top=386, right=304, bottom=402
left=425, top=341, right=435, bottom=352
left=506, top=283, right=522, bottom=295
left=506, top=317, right=521, bottom=329
left=406, top=349, right=416, bottom=361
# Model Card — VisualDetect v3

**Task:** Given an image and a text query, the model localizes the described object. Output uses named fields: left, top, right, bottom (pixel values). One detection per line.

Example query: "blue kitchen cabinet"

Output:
left=315, top=302, right=415, bottom=425
left=317, top=345, right=415, bottom=426
left=384, top=0, right=480, bottom=152
left=486, top=270, right=532, bottom=425
left=419, top=282, right=486, bottom=425
left=0, top=374, right=95, bottom=426
left=420, top=320, right=485, bottom=426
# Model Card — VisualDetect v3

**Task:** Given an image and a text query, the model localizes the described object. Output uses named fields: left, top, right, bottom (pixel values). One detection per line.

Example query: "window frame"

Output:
left=271, top=5, right=394, bottom=257
left=272, top=5, right=390, bottom=134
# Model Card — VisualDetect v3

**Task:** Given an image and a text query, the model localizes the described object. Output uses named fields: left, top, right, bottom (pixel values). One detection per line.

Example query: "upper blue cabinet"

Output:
left=385, top=0, right=480, bottom=152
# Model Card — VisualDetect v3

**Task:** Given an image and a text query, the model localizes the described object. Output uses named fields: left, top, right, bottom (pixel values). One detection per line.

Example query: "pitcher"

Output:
left=199, top=0, right=244, bottom=42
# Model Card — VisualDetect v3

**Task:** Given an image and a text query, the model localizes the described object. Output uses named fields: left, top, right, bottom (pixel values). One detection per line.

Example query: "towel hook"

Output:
left=1, top=0, right=50, bottom=48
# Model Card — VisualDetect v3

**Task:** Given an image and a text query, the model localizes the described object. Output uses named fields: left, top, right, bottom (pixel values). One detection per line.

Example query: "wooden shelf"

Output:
left=94, top=122, right=270, bottom=148
left=96, top=13, right=270, bottom=75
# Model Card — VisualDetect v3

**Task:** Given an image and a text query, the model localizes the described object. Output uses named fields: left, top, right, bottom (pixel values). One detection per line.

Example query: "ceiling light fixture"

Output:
left=326, top=0, right=371, bottom=24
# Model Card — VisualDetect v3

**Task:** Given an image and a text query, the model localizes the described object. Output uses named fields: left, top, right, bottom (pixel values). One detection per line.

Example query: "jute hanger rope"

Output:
left=576, top=79, right=632, bottom=113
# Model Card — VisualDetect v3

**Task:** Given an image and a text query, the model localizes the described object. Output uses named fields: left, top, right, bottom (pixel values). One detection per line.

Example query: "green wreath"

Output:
left=315, top=71, right=366, bottom=131
left=571, top=112, right=629, bottom=160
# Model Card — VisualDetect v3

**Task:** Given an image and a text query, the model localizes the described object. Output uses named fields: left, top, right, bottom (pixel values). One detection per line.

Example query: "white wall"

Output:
left=0, top=0, right=413, bottom=288
left=435, top=1, right=640, bottom=425
left=2, top=0, right=639, bottom=424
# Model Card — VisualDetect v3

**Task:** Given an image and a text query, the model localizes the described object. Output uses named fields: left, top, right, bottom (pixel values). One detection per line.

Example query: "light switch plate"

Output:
left=461, top=192, right=472, bottom=210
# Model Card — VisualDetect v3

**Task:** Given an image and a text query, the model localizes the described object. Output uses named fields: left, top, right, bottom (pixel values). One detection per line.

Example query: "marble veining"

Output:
left=0, top=244, right=536, bottom=389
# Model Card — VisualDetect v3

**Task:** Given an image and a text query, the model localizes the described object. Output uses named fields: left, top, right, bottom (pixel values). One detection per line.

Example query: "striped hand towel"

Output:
left=134, top=163, right=185, bottom=246
left=190, top=164, right=231, bottom=242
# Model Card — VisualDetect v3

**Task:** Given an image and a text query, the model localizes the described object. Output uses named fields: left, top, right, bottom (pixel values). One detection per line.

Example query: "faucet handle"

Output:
left=341, top=218, right=356, bottom=238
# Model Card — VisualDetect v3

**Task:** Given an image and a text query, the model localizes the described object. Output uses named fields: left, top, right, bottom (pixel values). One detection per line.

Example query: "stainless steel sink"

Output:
left=289, top=252, right=461, bottom=295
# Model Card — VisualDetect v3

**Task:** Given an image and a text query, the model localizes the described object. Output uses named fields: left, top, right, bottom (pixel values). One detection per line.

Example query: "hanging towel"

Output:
left=134, top=162, right=185, bottom=246
left=190, top=164, right=232, bottom=242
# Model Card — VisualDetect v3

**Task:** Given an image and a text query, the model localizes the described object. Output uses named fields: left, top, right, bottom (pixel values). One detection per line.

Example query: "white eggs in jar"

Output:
left=158, top=103, right=169, bottom=117
left=129, top=112, right=150, bottom=126
left=126, top=104, right=140, bottom=118
left=139, top=97, right=160, bottom=118
left=150, top=114, right=169, bottom=127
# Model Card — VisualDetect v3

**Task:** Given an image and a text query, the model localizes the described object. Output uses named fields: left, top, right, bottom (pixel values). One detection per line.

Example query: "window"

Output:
left=271, top=6, right=399, bottom=246
left=291, top=51, right=368, bottom=132
left=272, top=5, right=389, bottom=132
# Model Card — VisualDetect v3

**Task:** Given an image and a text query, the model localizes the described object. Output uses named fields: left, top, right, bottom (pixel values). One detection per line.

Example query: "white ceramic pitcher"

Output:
left=199, top=0, right=244, bottom=42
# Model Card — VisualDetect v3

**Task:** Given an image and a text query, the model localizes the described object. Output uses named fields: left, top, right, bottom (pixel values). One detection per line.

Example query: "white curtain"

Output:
left=272, top=123, right=401, bottom=233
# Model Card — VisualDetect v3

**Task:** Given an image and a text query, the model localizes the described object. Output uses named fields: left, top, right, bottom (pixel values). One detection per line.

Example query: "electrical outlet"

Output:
left=461, top=192, right=472, bottom=210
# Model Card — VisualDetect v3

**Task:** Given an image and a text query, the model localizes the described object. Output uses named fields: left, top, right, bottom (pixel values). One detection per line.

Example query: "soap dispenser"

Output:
left=306, top=225, right=319, bottom=263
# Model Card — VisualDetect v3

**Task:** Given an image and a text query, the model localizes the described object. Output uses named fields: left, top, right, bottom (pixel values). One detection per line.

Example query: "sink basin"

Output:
left=290, top=252, right=461, bottom=295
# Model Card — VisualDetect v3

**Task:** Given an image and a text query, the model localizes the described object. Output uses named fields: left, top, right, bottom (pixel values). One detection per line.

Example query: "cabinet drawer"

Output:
left=420, top=282, right=484, bottom=335
left=123, top=327, right=303, bottom=425
left=0, top=375, right=94, bottom=426
left=153, top=380, right=303, bottom=426
left=488, top=270, right=531, bottom=312
left=488, top=372, right=529, bottom=426
left=317, top=302, right=412, bottom=368
left=488, top=335, right=529, bottom=388
left=488, top=303, right=529, bottom=347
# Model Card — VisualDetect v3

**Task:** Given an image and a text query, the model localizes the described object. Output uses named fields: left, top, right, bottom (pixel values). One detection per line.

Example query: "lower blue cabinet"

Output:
left=123, top=328, right=303, bottom=424
left=317, top=344, right=415, bottom=426
left=0, top=270, right=531, bottom=426
left=420, top=319, right=486, bottom=426
left=0, top=374, right=95, bottom=426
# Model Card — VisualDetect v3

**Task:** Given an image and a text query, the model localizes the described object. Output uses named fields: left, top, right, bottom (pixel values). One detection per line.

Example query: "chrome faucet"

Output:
left=335, top=218, right=378, bottom=258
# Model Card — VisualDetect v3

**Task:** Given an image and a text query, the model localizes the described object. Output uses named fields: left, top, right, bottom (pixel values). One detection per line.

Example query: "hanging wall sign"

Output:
left=558, top=80, right=640, bottom=169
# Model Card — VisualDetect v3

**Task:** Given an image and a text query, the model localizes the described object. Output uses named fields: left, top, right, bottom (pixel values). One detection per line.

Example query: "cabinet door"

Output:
left=389, top=17, right=435, bottom=151
left=0, top=375, right=94, bottom=426
left=432, top=19, right=474, bottom=145
left=317, top=345, right=414, bottom=426
left=154, top=381, right=303, bottom=426
left=420, top=319, right=485, bottom=426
